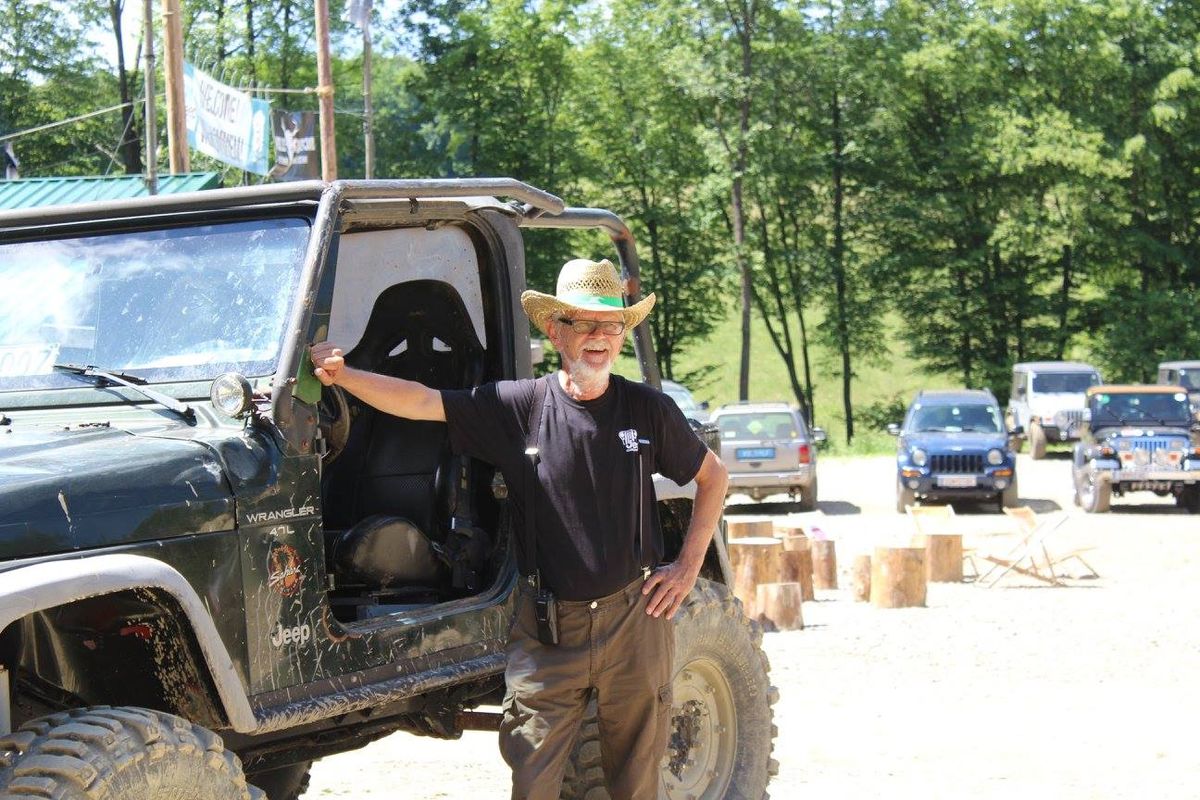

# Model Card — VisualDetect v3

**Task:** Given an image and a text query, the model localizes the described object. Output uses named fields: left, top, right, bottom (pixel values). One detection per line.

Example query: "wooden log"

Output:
left=727, top=518, right=775, bottom=540
left=869, top=546, right=927, bottom=609
left=774, top=524, right=806, bottom=540
left=779, top=549, right=814, bottom=602
left=850, top=554, right=872, bottom=602
left=727, top=537, right=783, bottom=619
left=925, top=533, right=964, bottom=583
left=779, top=533, right=810, bottom=552
left=811, top=539, right=838, bottom=590
left=756, top=582, right=804, bottom=631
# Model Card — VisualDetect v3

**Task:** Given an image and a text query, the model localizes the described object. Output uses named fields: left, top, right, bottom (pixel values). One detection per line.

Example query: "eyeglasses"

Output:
left=556, top=317, right=626, bottom=336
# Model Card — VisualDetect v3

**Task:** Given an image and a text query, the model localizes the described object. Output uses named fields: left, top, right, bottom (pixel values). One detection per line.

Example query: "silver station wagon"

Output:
left=710, top=402, right=826, bottom=509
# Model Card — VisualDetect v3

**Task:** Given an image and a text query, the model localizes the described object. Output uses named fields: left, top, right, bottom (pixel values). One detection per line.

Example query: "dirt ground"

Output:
left=306, top=450, right=1200, bottom=798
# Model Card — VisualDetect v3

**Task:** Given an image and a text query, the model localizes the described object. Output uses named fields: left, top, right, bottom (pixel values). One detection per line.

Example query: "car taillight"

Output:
left=799, top=444, right=811, bottom=464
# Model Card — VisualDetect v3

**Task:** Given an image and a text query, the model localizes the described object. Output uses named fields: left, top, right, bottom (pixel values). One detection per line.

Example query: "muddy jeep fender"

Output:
left=0, top=554, right=256, bottom=733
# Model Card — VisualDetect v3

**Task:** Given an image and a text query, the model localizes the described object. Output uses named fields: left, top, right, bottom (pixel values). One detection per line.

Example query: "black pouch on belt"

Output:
left=534, top=588, right=559, bottom=645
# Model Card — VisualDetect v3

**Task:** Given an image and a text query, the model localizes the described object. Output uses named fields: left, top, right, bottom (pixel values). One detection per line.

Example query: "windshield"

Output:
left=0, top=218, right=310, bottom=392
left=1090, top=392, right=1192, bottom=427
left=1177, top=369, right=1200, bottom=391
left=665, top=388, right=698, bottom=414
left=717, top=412, right=801, bottom=439
left=1031, top=371, right=1100, bottom=394
left=906, top=403, right=1003, bottom=433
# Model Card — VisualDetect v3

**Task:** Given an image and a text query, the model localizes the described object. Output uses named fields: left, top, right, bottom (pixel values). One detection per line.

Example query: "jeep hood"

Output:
left=1029, top=394, right=1088, bottom=417
left=0, top=426, right=235, bottom=560
left=902, top=432, right=1009, bottom=452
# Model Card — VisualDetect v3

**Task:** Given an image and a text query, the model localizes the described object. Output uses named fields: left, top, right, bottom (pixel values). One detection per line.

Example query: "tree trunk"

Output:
left=830, top=83, right=853, bottom=443
left=1056, top=244, right=1072, bottom=360
left=108, top=0, right=141, bottom=174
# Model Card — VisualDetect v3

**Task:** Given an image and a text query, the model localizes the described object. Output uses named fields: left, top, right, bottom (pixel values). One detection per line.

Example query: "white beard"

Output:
left=564, top=351, right=613, bottom=394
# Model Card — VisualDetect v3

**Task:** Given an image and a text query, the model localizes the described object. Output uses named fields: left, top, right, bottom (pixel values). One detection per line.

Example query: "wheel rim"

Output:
left=662, top=657, right=737, bottom=799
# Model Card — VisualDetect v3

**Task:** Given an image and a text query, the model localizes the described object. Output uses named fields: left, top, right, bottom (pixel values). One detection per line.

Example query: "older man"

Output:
left=310, top=257, right=727, bottom=800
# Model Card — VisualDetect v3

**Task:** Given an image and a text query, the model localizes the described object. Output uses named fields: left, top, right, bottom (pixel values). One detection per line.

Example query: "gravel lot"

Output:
left=307, top=451, right=1200, bottom=798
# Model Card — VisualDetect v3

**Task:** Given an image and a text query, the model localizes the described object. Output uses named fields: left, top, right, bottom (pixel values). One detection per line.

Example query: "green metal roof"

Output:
left=0, top=172, right=222, bottom=210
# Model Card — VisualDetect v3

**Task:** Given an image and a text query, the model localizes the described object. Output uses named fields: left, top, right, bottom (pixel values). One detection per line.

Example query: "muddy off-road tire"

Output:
left=244, top=761, right=312, bottom=800
left=1079, top=470, right=1112, bottom=514
left=560, top=580, right=777, bottom=800
left=0, top=706, right=262, bottom=800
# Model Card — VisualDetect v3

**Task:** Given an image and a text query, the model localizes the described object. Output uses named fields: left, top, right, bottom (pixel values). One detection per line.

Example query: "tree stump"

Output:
left=850, top=553, right=872, bottom=602
left=779, top=548, right=815, bottom=602
left=727, top=519, right=774, bottom=540
left=869, top=546, right=927, bottom=609
left=811, top=539, right=838, bottom=590
left=925, top=533, right=964, bottom=583
left=728, top=537, right=783, bottom=620
left=756, top=583, right=803, bottom=631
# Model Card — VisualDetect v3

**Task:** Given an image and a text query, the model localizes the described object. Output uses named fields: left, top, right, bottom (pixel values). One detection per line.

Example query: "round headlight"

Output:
left=986, top=448, right=1004, bottom=466
left=911, top=448, right=928, bottom=467
left=210, top=373, right=253, bottom=419
left=1133, top=449, right=1150, bottom=467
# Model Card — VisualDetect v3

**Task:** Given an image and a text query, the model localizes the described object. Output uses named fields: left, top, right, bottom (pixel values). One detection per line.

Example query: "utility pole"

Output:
left=162, top=0, right=189, bottom=173
left=314, top=0, right=337, bottom=181
left=143, top=0, right=159, bottom=194
left=362, top=0, right=375, bottom=178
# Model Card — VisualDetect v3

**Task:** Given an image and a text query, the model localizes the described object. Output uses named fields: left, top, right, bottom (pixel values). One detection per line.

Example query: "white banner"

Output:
left=183, top=63, right=271, bottom=175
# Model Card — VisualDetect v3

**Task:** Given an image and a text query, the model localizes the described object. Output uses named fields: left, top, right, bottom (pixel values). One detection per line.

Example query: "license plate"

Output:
left=736, top=447, right=775, bottom=461
left=936, top=475, right=977, bottom=488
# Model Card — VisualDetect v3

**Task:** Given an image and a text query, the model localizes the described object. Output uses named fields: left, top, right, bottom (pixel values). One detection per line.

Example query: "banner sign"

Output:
left=183, top=63, right=271, bottom=175
left=271, top=110, right=320, bottom=181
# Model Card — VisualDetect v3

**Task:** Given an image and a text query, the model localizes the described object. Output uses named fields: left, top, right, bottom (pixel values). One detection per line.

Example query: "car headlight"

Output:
left=911, top=447, right=928, bottom=467
left=986, top=448, right=1004, bottom=466
left=210, top=372, right=254, bottom=419
left=1133, top=449, right=1150, bottom=466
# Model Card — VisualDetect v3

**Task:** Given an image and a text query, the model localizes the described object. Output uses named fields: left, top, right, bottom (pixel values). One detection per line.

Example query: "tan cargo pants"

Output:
left=499, top=576, right=674, bottom=800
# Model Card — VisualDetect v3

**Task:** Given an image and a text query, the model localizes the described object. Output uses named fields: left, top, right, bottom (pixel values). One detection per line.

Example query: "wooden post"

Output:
left=727, top=519, right=774, bottom=540
left=850, top=554, right=872, bottom=602
left=728, top=537, right=783, bottom=620
left=756, top=583, right=803, bottom=631
left=811, top=539, right=837, bottom=590
left=161, top=0, right=189, bottom=173
left=870, top=546, right=927, bottom=609
left=141, top=0, right=158, bottom=194
left=314, top=0, right=338, bottom=180
left=779, top=549, right=814, bottom=602
left=925, top=533, right=964, bottom=583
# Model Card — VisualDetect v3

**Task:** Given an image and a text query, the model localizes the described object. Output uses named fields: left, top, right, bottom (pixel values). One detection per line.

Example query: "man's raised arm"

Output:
left=309, top=342, right=446, bottom=422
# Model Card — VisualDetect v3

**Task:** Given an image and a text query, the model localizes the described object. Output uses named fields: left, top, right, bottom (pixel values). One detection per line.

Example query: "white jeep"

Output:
left=1006, top=361, right=1102, bottom=459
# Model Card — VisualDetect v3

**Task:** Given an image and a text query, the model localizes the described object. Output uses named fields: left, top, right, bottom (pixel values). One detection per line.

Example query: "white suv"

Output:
left=1006, top=361, right=1102, bottom=459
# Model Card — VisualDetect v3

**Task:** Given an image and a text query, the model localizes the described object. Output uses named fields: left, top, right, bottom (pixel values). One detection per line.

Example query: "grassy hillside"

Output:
left=617, top=307, right=960, bottom=455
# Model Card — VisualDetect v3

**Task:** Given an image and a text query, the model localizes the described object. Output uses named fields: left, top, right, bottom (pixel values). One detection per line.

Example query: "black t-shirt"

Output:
left=441, top=374, right=707, bottom=600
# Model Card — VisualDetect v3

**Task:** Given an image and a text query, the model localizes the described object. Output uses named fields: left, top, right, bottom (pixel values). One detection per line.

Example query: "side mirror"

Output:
left=811, top=427, right=827, bottom=444
left=886, top=423, right=900, bottom=436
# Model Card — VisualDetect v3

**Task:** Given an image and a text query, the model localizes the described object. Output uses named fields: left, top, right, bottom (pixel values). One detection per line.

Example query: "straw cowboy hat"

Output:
left=520, top=258, right=656, bottom=338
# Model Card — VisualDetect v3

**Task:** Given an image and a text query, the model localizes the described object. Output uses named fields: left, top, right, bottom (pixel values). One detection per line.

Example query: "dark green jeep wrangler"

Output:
left=0, top=181, right=775, bottom=799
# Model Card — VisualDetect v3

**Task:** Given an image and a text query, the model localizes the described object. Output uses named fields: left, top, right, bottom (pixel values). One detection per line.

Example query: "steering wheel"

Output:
left=316, top=384, right=351, bottom=463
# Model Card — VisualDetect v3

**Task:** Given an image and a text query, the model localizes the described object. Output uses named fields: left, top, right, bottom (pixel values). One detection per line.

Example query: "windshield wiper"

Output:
left=53, top=363, right=195, bottom=423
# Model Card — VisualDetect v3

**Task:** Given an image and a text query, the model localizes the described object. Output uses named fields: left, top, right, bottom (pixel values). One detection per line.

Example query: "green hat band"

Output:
left=560, top=292, right=624, bottom=309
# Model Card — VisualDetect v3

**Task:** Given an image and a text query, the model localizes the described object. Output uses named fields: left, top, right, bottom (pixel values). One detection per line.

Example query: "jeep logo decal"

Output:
left=270, top=622, right=311, bottom=648
left=267, top=542, right=304, bottom=597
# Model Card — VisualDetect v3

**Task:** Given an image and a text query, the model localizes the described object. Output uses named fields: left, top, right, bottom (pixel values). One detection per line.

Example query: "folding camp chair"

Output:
left=977, top=508, right=1098, bottom=587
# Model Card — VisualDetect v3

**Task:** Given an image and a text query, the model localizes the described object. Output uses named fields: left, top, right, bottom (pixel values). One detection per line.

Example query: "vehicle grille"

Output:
left=930, top=453, right=984, bottom=474
left=1053, top=409, right=1086, bottom=429
left=1131, top=437, right=1172, bottom=453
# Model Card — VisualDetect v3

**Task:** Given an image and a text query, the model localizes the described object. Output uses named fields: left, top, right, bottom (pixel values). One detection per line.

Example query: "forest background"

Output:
left=3, top=0, right=1199, bottom=451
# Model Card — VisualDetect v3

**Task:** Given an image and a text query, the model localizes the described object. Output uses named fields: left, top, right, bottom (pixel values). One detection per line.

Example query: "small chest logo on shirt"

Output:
left=619, top=428, right=640, bottom=452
